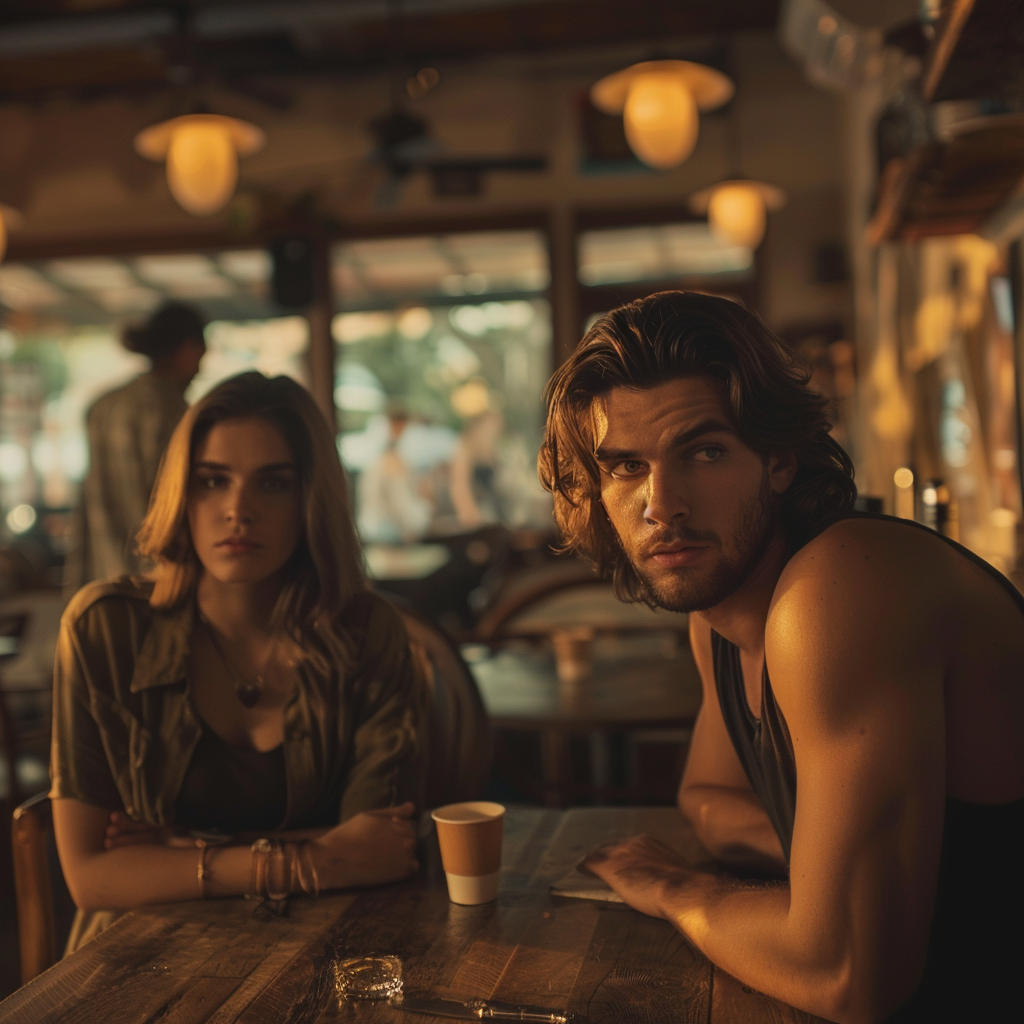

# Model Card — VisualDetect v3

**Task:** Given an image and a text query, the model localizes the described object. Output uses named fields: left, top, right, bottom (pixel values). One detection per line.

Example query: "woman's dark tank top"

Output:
left=174, top=722, right=288, bottom=833
left=712, top=510, right=1024, bottom=1023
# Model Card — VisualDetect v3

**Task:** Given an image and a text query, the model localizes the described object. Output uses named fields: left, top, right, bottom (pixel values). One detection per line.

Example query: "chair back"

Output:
left=476, top=570, right=688, bottom=643
left=473, top=561, right=602, bottom=641
left=12, top=791, right=56, bottom=985
left=397, top=607, right=491, bottom=808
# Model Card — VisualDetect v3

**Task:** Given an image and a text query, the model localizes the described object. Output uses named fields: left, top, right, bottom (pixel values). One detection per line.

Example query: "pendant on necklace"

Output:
left=235, top=683, right=262, bottom=709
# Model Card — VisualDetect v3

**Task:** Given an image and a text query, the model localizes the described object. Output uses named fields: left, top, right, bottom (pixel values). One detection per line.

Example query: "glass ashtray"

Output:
left=332, top=954, right=404, bottom=1001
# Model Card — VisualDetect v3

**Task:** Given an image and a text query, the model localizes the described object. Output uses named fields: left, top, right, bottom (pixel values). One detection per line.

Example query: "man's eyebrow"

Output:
left=669, top=419, right=736, bottom=447
left=193, top=460, right=296, bottom=472
left=594, top=418, right=736, bottom=462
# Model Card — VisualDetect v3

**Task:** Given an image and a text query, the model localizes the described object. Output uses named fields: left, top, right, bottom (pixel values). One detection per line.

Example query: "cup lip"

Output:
left=431, top=800, right=506, bottom=824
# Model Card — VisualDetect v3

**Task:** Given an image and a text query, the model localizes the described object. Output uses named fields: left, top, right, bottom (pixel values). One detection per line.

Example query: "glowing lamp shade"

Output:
left=690, top=179, right=786, bottom=251
left=623, top=72, right=699, bottom=169
left=708, top=183, right=766, bottom=248
left=134, top=113, right=265, bottom=217
left=591, top=60, right=733, bottom=171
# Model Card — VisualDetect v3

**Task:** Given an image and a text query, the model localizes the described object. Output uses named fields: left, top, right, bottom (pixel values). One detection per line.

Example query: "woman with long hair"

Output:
left=51, top=372, right=425, bottom=951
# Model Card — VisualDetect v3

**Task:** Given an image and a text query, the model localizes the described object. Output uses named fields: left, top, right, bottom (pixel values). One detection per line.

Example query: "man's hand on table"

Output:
left=582, top=835, right=707, bottom=919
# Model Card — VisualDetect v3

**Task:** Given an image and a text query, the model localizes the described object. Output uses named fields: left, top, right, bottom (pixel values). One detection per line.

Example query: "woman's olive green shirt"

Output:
left=50, top=576, right=426, bottom=840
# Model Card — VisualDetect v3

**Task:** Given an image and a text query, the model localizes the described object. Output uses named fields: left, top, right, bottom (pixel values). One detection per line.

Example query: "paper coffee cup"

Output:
left=551, top=627, right=594, bottom=685
left=431, top=801, right=505, bottom=905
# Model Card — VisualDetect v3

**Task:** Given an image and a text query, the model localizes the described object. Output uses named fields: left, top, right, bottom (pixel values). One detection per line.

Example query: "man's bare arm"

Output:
left=678, top=614, right=786, bottom=877
left=589, top=533, right=947, bottom=1024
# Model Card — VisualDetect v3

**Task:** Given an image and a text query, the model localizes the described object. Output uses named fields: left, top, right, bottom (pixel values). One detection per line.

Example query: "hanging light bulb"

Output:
left=134, top=113, right=265, bottom=217
left=0, top=204, right=24, bottom=264
left=591, top=60, right=733, bottom=170
left=709, top=183, right=766, bottom=247
left=690, top=179, right=786, bottom=250
left=623, top=71, right=698, bottom=168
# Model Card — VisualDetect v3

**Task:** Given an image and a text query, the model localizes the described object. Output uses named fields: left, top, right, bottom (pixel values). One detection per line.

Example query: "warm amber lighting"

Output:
left=623, top=71, right=699, bottom=168
left=709, top=183, right=766, bottom=247
left=134, top=113, right=265, bottom=217
left=166, top=121, right=237, bottom=215
left=590, top=60, right=733, bottom=170
left=690, top=179, right=786, bottom=250
left=894, top=467, right=915, bottom=519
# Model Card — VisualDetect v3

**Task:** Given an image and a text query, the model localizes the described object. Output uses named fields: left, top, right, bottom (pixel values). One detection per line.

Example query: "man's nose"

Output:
left=642, top=467, right=688, bottom=526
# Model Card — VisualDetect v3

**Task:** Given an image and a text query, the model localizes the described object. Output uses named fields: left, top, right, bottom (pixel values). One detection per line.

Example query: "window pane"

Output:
left=577, top=222, right=754, bottom=286
left=0, top=249, right=302, bottom=574
left=332, top=231, right=552, bottom=543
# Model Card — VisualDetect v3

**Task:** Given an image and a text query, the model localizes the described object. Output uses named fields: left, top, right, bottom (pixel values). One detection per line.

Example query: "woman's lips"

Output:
left=649, top=546, right=708, bottom=568
left=215, top=538, right=261, bottom=555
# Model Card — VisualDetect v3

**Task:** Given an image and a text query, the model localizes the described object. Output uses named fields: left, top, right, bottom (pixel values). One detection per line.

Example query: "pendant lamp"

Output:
left=690, top=179, right=786, bottom=249
left=134, top=113, right=265, bottom=217
left=590, top=60, right=733, bottom=169
left=0, top=204, right=24, bottom=263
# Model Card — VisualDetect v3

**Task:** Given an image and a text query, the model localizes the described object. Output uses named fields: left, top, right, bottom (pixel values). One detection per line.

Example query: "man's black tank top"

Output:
left=711, top=510, right=1023, bottom=1023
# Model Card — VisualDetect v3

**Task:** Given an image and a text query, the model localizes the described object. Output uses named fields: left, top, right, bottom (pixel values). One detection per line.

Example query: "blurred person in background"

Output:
left=64, top=302, right=207, bottom=590
left=357, top=407, right=434, bottom=543
left=450, top=409, right=505, bottom=530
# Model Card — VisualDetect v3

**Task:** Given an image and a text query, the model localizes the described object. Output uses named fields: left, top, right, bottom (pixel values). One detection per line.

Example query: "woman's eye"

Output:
left=260, top=476, right=292, bottom=493
left=196, top=474, right=226, bottom=489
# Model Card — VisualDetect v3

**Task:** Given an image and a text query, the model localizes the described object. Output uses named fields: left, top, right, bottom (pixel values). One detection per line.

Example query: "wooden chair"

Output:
left=396, top=606, right=491, bottom=807
left=475, top=570, right=690, bottom=649
left=473, top=561, right=603, bottom=642
left=11, top=791, right=56, bottom=985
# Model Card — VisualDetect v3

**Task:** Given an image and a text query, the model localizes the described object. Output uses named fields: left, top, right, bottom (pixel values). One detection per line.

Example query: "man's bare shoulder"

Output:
left=776, top=517, right=949, bottom=602
left=766, top=519, right=945, bottom=692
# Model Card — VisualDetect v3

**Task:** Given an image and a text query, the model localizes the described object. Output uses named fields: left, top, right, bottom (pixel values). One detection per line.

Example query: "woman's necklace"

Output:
left=199, top=613, right=277, bottom=709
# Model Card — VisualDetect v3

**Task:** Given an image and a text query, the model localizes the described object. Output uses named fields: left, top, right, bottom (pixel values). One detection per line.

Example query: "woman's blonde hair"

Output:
left=137, top=371, right=367, bottom=669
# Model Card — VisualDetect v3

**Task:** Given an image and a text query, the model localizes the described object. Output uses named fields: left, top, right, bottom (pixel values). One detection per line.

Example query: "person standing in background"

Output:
left=65, top=302, right=206, bottom=590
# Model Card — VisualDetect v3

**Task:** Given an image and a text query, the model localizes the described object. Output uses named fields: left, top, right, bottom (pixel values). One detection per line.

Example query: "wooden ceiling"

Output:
left=0, top=1, right=780, bottom=101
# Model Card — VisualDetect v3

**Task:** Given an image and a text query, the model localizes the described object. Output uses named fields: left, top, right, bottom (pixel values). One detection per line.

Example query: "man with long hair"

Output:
left=538, top=292, right=1022, bottom=1024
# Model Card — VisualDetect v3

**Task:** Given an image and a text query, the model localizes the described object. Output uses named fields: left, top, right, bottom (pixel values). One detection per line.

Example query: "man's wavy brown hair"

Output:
left=538, top=291, right=857, bottom=603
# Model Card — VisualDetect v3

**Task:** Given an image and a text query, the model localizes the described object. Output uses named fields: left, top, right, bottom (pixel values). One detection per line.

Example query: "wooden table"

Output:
left=0, top=808, right=824, bottom=1024
left=471, top=644, right=702, bottom=806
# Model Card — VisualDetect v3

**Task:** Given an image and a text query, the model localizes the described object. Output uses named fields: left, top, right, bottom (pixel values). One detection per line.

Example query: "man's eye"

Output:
left=612, top=460, right=645, bottom=477
left=694, top=447, right=723, bottom=462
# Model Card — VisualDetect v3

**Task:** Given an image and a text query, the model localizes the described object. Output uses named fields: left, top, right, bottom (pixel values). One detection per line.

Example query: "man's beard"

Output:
left=627, top=471, right=778, bottom=613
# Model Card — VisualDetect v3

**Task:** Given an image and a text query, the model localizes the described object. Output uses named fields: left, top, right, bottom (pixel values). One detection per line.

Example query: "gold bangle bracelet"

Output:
left=266, top=841, right=288, bottom=902
left=196, top=839, right=209, bottom=899
left=300, top=839, right=320, bottom=898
